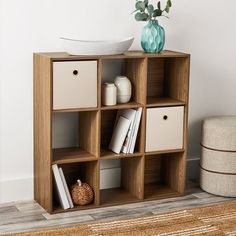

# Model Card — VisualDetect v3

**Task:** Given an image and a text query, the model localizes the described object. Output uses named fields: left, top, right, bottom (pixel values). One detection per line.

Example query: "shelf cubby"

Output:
left=101, top=109, right=143, bottom=156
left=52, top=111, right=99, bottom=164
left=53, top=161, right=99, bottom=212
left=144, top=153, right=185, bottom=200
left=100, top=156, right=144, bottom=206
left=147, top=57, right=189, bottom=107
left=101, top=58, right=146, bottom=107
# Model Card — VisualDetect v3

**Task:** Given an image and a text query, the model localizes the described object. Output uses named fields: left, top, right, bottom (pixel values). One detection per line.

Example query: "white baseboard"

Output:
left=0, top=177, right=33, bottom=203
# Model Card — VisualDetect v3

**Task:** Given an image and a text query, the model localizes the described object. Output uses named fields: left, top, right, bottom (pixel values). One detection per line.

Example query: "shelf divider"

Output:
left=52, top=147, right=97, bottom=164
left=101, top=102, right=143, bottom=110
left=146, top=97, right=186, bottom=108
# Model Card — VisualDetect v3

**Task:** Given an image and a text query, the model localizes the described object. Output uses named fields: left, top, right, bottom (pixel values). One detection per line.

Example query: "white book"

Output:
left=129, top=108, right=143, bottom=153
left=109, top=116, right=131, bottom=154
left=127, top=108, right=138, bottom=153
left=115, top=109, right=136, bottom=154
left=59, top=167, right=74, bottom=208
left=52, top=164, right=70, bottom=210
left=127, top=108, right=139, bottom=153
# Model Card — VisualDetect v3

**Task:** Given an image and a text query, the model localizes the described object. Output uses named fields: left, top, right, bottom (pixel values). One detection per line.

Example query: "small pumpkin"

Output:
left=70, top=179, right=94, bottom=206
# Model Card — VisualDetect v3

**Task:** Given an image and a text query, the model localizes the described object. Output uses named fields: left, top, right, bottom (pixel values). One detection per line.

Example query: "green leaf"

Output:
left=165, top=5, right=170, bottom=13
left=157, top=1, right=161, bottom=10
left=135, top=12, right=149, bottom=21
left=141, top=12, right=149, bottom=21
left=147, top=4, right=154, bottom=14
left=144, top=0, right=149, bottom=7
left=167, top=0, right=172, bottom=7
left=135, top=1, right=141, bottom=10
left=135, top=1, right=145, bottom=11
left=153, top=9, right=162, bottom=17
left=135, top=12, right=143, bottom=21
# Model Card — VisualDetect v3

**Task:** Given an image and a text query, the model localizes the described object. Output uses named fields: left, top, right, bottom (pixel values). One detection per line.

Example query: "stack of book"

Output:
left=52, top=164, right=74, bottom=210
left=109, top=107, right=142, bottom=154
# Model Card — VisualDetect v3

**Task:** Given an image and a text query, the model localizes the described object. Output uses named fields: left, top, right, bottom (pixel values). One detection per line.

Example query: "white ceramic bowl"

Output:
left=60, top=37, right=134, bottom=56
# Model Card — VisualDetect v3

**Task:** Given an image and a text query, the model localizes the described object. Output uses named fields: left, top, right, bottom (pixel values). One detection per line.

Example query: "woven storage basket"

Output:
left=70, top=179, right=94, bottom=206
left=200, top=116, right=236, bottom=197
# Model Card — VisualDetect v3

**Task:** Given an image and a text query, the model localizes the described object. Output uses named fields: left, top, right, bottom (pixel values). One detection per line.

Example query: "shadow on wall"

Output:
left=188, top=119, right=202, bottom=159
left=187, top=159, right=200, bottom=181
left=187, top=119, right=202, bottom=181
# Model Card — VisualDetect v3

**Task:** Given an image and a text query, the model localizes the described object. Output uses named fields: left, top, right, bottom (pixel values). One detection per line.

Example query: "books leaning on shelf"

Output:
left=116, top=109, right=136, bottom=154
left=109, top=116, right=131, bottom=154
left=52, top=164, right=74, bottom=209
left=128, top=107, right=143, bottom=154
left=109, top=107, right=143, bottom=154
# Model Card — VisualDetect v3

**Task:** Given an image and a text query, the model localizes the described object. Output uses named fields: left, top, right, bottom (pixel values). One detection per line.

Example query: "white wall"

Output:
left=1, top=0, right=236, bottom=202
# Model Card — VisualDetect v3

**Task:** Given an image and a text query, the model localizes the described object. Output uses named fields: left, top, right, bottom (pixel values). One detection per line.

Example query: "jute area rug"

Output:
left=7, top=201, right=236, bottom=236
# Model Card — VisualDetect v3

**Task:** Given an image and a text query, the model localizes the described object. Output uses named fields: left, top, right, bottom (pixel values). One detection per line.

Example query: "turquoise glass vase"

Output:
left=141, top=20, right=165, bottom=53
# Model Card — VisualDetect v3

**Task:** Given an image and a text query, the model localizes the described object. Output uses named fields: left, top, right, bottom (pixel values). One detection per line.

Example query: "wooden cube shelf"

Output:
left=53, top=161, right=99, bottom=213
left=101, top=109, right=143, bottom=155
left=147, top=57, right=189, bottom=107
left=100, top=156, right=143, bottom=206
left=52, top=111, right=99, bottom=164
left=34, top=50, right=190, bottom=213
left=144, top=153, right=185, bottom=200
left=101, top=58, right=146, bottom=108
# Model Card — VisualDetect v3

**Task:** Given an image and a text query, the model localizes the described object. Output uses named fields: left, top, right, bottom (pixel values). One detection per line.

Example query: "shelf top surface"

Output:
left=34, top=50, right=190, bottom=60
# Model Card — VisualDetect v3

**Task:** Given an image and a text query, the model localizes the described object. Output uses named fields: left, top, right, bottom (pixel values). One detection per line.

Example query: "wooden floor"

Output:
left=0, top=182, right=234, bottom=235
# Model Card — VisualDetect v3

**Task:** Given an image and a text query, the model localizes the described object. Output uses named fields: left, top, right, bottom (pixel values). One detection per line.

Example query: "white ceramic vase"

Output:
left=114, top=76, right=132, bottom=103
left=102, top=83, right=117, bottom=106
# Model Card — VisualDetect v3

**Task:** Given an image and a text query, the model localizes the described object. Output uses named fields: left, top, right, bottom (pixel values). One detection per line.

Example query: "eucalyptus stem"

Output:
left=133, top=0, right=172, bottom=22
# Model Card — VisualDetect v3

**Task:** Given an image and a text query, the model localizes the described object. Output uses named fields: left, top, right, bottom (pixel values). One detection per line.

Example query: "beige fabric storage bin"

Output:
left=200, top=116, right=236, bottom=197
left=53, top=61, right=97, bottom=110
left=145, top=106, right=184, bottom=152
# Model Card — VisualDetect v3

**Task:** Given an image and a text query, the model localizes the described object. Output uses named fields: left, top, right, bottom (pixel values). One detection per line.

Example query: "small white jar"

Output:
left=114, top=76, right=132, bottom=103
left=102, top=83, right=117, bottom=106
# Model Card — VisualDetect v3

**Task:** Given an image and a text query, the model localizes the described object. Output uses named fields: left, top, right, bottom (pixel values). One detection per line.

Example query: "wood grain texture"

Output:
left=121, top=157, right=144, bottom=200
left=144, top=156, right=162, bottom=185
left=144, top=183, right=181, bottom=200
left=100, top=188, right=139, bottom=206
left=146, top=97, right=186, bottom=107
left=79, top=111, right=99, bottom=157
left=100, top=149, right=143, bottom=159
left=144, top=154, right=186, bottom=198
left=52, top=147, right=98, bottom=164
left=147, top=58, right=165, bottom=98
left=126, top=58, right=147, bottom=104
left=35, top=50, right=189, bottom=61
left=145, top=148, right=185, bottom=156
left=53, top=107, right=98, bottom=113
left=34, top=51, right=190, bottom=214
left=101, top=102, right=143, bottom=110
left=34, top=54, right=53, bottom=213
left=54, top=161, right=99, bottom=212
left=165, top=57, right=190, bottom=102
left=100, top=110, right=117, bottom=149
left=164, top=153, right=186, bottom=194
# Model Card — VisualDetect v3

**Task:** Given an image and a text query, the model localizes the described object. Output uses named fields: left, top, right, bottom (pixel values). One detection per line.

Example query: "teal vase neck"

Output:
left=148, top=20, right=158, bottom=25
